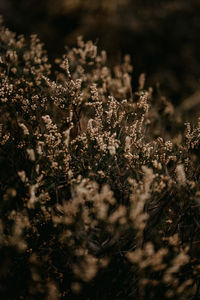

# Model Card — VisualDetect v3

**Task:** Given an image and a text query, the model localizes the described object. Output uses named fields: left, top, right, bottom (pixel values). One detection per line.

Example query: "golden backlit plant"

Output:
left=1, top=19, right=200, bottom=299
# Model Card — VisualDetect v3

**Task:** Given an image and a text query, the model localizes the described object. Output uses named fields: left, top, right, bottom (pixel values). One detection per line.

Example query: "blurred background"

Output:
left=1, top=0, right=200, bottom=108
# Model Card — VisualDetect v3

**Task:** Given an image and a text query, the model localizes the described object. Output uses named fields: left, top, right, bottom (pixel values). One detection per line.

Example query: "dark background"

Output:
left=1, top=0, right=200, bottom=106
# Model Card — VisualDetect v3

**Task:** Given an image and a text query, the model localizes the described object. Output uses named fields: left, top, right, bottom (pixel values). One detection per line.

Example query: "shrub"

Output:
left=0, top=19, right=200, bottom=299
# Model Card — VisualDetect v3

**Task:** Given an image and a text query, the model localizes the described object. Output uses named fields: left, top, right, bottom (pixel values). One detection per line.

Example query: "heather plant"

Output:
left=1, top=20, right=200, bottom=299
left=2, top=0, right=200, bottom=105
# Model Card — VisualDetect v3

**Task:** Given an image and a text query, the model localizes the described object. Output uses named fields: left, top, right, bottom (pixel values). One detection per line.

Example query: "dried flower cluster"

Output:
left=1, top=20, right=200, bottom=299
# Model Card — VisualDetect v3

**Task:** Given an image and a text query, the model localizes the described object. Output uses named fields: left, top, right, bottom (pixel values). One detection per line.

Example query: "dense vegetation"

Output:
left=0, top=17, right=200, bottom=299
left=1, top=0, right=200, bottom=105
